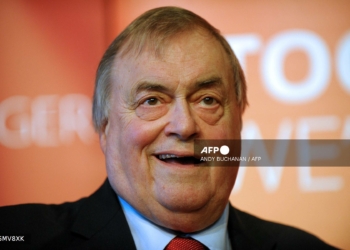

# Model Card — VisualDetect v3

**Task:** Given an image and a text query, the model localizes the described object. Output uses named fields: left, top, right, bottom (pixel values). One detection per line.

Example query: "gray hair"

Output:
left=92, top=6, right=248, bottom=132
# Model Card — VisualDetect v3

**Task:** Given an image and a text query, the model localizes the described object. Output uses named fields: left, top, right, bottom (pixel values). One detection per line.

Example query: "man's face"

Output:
left=100, top=30, right=241, bottom=232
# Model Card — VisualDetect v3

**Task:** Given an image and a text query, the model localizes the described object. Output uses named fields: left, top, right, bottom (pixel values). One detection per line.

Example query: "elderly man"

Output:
left=0, top=6, right=337, bottom=250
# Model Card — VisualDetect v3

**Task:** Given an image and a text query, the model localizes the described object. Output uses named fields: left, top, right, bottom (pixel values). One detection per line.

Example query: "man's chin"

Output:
left=149, top=199, right=224, bottom=233
left=145, top=193, right=226, bottom=232
left=159, top=197, right=207, bottom=213
left=154, top=187, right=212, bottom=212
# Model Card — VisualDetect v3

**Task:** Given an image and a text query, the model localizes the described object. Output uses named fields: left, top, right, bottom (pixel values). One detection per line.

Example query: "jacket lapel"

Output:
left=228, top=205, right=276, bottom=250
left=70, top=179, right=137, bottom=249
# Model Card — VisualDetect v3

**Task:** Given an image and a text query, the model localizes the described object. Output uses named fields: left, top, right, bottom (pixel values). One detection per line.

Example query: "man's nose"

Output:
left=164, top=99, right=199, bottom=140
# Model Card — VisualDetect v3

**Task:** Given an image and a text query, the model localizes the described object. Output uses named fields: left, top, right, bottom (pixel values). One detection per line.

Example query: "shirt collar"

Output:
left=119, top=196, right=231, bottom=250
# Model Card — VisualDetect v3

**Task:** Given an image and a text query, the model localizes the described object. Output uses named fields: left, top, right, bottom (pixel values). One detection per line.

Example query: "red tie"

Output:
left=165, top=236, right=208, bottom=250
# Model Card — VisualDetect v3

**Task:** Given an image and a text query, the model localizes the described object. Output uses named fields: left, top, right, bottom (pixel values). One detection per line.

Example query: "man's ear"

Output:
left=99, top=120, right=109, bottom=154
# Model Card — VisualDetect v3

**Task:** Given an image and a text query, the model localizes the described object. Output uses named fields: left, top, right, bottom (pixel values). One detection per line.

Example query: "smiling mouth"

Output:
left=157, top=154, right=202, bottom=165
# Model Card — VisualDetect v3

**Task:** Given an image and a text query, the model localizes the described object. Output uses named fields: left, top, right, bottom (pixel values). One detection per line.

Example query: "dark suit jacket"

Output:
left=0, top=180, right=338, bottom=250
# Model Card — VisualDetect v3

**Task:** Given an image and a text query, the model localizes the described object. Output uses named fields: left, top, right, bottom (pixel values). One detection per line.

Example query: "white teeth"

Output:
left=158, top=154, right=180, bottom=160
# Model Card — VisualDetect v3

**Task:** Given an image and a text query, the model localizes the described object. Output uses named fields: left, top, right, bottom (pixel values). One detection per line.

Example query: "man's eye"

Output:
left=201, top=97, right=217, bottom=106
left=143, top=98, right=160, bottom=106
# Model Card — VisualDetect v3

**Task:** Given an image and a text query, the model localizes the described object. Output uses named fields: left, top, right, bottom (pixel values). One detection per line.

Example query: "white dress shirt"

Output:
left=119, top=197, right=232, bottom=250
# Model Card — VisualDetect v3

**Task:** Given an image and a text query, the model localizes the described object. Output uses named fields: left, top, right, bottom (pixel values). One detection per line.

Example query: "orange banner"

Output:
left=0, top=1, right=349, bottom=248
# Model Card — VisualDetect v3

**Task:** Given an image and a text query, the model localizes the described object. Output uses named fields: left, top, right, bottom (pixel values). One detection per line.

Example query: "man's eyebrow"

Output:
left=132, top=77, right=223, bottom=95
left=193, top=77, right=223, bottom=91
left=133, top=81, right=171, bottom=94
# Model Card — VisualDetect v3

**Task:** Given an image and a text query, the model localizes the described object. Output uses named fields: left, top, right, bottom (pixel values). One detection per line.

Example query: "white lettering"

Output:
left=336, top=32, right=350, bottom=93
left=0, top=95, right=95, bottom=148
left=201, top=146, right=220, bottom=154
left=261, top=30, right=331, bottom=103
left=298, top=167, right=343, bottom=192
left=31, top=95, right=59, bottom=147
left=0, top=96, right=31, bottom=148
left=297, top=116, right=344, bottom=191
left=200, top=157, right=215, bottom=161
left=201, top=147, right=208, bottom=154
left=59, top=94, right=94, bottom=145
left=342, top=116, right=350, bottom=139
left=238, top=119, right=293, bottom=192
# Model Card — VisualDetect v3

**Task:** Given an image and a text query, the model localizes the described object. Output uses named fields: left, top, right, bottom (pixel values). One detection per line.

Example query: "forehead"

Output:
left=111, top=30, right=232, bottom=91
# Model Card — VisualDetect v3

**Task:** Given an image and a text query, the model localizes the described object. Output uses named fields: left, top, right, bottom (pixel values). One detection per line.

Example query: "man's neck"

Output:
left=118, top=196, right=232, bottom=250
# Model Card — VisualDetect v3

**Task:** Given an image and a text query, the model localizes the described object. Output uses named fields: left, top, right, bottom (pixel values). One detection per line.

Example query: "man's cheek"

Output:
left=126, top=120, right=164, bottom=147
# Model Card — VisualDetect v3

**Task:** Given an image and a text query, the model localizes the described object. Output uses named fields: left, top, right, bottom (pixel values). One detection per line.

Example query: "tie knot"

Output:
left=165, top=236, right=208, bottom=250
